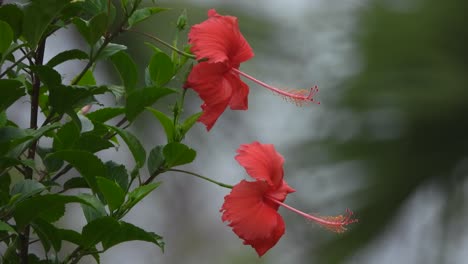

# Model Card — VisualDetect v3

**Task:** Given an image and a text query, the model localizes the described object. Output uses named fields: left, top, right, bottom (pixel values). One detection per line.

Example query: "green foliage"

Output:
left=0, top=1, right=200, bottom=262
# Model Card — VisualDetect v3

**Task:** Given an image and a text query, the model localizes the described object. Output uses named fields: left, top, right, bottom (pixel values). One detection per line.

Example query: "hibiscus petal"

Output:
left=185, top=62, right=233, bottom=130
left=221, top=180, right=286, bottom=256
left=188, top=9, right=254, bottom=65
left=235, top=142, right=284, bottom=187
left=227, top=71, right=249, bottom=110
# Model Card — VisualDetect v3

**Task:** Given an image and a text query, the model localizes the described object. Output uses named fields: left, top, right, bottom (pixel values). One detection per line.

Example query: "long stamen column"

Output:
left=231, top=68, right=320, bottom=105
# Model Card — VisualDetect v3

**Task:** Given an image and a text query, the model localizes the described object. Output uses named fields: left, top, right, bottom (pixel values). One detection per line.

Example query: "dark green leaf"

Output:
left=53, top=121, right=80, bottom=150
left=0, top=220, right=15, bottom=233
left=96, top=42, right=127, bottom=61
left=101, top=220, right=164, bottom=251
left=0, top=4, right=23, bottom=39
left=82, top=216, right=163, bottom=251
left=148, top=52, right=174, bottom=87
left=59, top=228, right=82, bottom=246
left=86, top=107, right=124, bottom=123
left=106, top=125, right=146, bottom=168
left=31, top=65, right=61, bottom=87
left=63, top=177, right=89, bottom=190
left=146, top=108, right=174, bottom=143
left=125, top=87, right=176, bottom=121
left=110, top=51, right=138, bottom=93
left=77, top=194, right=107, bottom=223
left=46, top=49, right=88, bottom=68
left=32, top=218, right=61, bottom=252
left=163, top=142, right=196, bottom=168
left=22, top=0, right=70, bottom=48
left=37, top=147, right=63, bottom=172
left=148, top=146, right=165, bottom=175
left=96, top=177, right=125, bottom=212
left=49, top=84, right=103, bottom=115
left=0, top=173, right=11, bottom=206
left=0, top=21, right=13, bottom=55
left=13, top=194, right=92, bottom=229
left=81, top=216, right=118, bottom=248
left=128, top=7, right=169, bottom=27
left=0, top=111, right=6, bottom=127
left=73, top=134, right=114, bottom=153
left=0, top=79, right=25, bottom=113
left=72, top=13, right=108, bottom=45
left=105, top=161, right=128, bottom=190
left=123, top=182, right=161, bottom=213
left=46, top=150, right=108, bottom=193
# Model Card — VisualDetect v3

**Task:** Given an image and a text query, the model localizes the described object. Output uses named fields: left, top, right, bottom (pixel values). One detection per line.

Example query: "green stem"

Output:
left=167, top=169, right=233, bottom=189
left=128, top=29, right=196, bottom=59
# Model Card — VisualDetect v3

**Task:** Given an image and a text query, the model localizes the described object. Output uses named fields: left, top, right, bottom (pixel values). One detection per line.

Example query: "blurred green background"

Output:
left=11, top=0, right=466, bottom=263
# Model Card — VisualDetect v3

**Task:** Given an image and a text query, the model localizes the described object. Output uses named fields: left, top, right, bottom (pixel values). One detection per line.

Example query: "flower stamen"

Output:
left=266, top=196, right=357, bottom=233
left=231, top=68, right=320, bottom=106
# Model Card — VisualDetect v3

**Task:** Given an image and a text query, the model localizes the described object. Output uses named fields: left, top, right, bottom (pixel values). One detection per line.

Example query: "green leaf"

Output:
left=32, top=218, right=61, bottom=252
left=48, top=84, right=104, bottom=115
left=125, top=87, right=176, bottom=121
left=22, top=0, right=70, bottom=48
left=59, top=228, right=82, bottom=246
left=63, top=177, right=89, bottom=190
left=96, top=42, right=127, bottom=61
left=0, top=79, right=25, bottom=113
left=82, top=216, right=163, bottom=251
left=10, top=179, right=45, bottom=200
left=72, top=13, right=108, bottom=46
left=77, top=194, right=107, bottom=223
left=179, top=112, right=202, bottom=138
left=163, top=142, right=196, bottom=168
left=96, top=177, right=125, bottom=212
left=106, top=125, right=146, bottom=168
left=46, top=150, right=108, bottom=193
left=128, top=7, right=169, bottom=27
left=110, top=51, right=138, bottom=93
left=146, top=108, right=175, bottom=143
left=105, top=161, right=128, bottom=190
left=86, top=107, right=124, bottom=123
left=148, top=146, right=165, bottom=175
left=0, top=21, right=13, bottom=55
left=148, top=52, right=174, bottom=87
left=53, top=121, right=80, bottom=150
left=73, top=134, right=114, bottom=153
left=123, top=182, right=161, bottom=213
left=0, top=4, right=23, bottom=39
left=101, top=220, right=164, bottom=251
left=0, top=220, right=16, bottom=234
left=37, top=147, right=64, bottom=173
left=13, top=194, right=92, bottom=229
left=0, top=173, right=11, bottom=206
left=46, top=49, right=88, bottom=68
left=76, top=70, right=96, bottom=86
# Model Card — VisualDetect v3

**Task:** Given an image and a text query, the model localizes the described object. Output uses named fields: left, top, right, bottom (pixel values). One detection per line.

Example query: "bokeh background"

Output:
left=7, top=0, right=468, bottom=263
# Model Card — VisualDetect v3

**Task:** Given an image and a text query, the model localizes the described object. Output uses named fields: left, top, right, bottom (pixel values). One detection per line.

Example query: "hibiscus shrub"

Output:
left=0, top=0, right=356, bottom=263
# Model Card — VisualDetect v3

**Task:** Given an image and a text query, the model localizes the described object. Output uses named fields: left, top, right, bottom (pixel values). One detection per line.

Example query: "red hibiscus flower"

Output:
left=221, top=142, right=357, bottom=256
left=185, top=9, right=320, bottom=131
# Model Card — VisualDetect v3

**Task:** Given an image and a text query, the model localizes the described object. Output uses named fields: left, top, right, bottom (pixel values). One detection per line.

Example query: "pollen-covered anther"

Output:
left=311, top=209, right=358, bottom=234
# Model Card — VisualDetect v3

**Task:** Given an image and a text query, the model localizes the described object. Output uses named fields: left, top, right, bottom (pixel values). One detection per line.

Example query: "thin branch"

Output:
left=0, top=50, right=34, bottom=79
left=128, top=29, right=196, bottom=59
left=144, top=168, right=233, bottom=189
